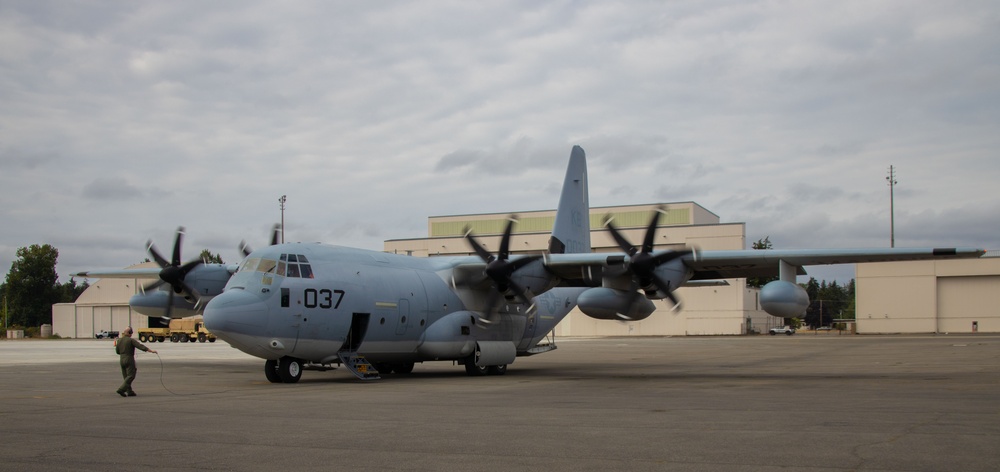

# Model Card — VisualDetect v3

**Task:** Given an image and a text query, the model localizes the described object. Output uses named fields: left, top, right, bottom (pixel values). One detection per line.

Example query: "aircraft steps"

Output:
left=337, top=351, right=381, bottom=380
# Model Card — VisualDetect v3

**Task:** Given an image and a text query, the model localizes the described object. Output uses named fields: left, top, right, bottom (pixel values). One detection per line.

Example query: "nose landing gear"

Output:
left=264, top=357, right=303, bottom=383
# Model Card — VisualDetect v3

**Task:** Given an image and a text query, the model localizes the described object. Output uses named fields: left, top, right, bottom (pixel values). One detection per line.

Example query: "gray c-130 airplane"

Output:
left=77, top=146, right=984, bottom=382
left=195, top=146, right=983, bottom=383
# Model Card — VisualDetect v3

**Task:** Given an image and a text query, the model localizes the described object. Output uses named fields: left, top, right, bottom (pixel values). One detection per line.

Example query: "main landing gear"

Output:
left=463, top=356, right=508, bottom=376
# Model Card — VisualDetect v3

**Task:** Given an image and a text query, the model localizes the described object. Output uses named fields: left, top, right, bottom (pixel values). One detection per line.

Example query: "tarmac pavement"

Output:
left=1, top=335, right=998, bottom=471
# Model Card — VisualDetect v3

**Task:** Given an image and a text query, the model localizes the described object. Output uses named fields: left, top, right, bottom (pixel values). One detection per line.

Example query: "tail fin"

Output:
left=548, top=145, right=591, bottom=254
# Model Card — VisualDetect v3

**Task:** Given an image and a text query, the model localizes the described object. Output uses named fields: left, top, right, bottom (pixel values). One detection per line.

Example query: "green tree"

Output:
left=4, top=244, right=61, bottom=327
left=199, top=250, right=224, bottom=264
left=59, top=278, right=90, bottom=303
left=747, top=236, right=777, bottom=288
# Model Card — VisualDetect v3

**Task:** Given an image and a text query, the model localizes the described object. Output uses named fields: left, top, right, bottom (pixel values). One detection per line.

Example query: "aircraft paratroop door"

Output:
left=340, top=313, right=370, bottom=353
left=395, top=299, right=410, bottom=336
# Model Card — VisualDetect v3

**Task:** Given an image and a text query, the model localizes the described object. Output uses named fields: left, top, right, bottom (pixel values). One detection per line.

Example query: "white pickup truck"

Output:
left=769, top=326, right=796, bottom=336
left=94, top=330, right=119, bottom=339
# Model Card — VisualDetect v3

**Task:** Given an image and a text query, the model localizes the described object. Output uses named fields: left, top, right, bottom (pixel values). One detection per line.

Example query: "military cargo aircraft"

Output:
left=200, top=146, right=981, bottom=382
left=80, top=146, right=984, bottom=382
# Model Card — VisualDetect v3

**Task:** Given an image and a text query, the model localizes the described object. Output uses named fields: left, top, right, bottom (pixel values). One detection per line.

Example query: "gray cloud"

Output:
left=1, top=1, right=997, bottom=282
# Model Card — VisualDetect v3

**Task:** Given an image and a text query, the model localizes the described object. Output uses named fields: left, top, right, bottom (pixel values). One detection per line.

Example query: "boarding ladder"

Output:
left=337, top=351, right=381, bottom=380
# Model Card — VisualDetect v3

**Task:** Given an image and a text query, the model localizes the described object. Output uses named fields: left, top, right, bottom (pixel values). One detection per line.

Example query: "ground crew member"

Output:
left=115, top=327, right=156, bottom=397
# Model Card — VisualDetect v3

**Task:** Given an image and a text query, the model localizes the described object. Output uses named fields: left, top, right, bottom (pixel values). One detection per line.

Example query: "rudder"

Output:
left=548, top=145, right=591, bottom=254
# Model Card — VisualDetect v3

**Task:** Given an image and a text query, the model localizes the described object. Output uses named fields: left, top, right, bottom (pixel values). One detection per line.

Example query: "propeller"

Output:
left=464, top=216, right=541, bottom=324
left=143, top=227, right=203, bottom=319
left=239, top=224, right=282, bottom=258
left=603, top=207, right=693, bottom=310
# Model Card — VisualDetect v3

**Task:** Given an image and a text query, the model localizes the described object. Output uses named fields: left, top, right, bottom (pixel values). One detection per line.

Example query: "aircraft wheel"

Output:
left=278, top=357, right=302, bottom=383
left=464, top=357, right=488, bottom=376
left=374, top=363, right=393, bottom=374
left=487, top=364, right=507, bottom=376
left=394, top=363, right=415, bottom=374
left=264, top=359, right=281, bottom=383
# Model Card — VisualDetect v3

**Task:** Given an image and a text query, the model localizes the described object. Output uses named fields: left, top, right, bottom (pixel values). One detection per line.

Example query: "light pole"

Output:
left=278, top=195, right=287, bottom=244
left=886, top=166, right=897, bottom=248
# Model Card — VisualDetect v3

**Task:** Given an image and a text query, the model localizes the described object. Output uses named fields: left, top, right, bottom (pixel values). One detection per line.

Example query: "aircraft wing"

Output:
left=544, top=247, right=986, bottom=282
left=72, top=268, right=164, bottom=279
left=73, top=264, right=241, bottom=280
left=684, top=247, right=986, bottom=280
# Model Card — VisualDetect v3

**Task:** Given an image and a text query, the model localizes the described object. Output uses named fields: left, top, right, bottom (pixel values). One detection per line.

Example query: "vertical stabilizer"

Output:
left=548, top=146, right=591, bottom=254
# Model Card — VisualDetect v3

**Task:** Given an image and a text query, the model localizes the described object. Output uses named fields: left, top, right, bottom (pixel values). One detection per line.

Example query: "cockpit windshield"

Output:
left=279, top=253, right=314, bottom=278
left=236, top=254, right=314, bottom=278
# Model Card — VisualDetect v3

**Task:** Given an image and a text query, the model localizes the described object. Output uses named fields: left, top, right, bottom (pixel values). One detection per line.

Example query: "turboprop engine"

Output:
left=577, top=287, right=657, bottom=321
left=759, top=280, right=810, bottom=318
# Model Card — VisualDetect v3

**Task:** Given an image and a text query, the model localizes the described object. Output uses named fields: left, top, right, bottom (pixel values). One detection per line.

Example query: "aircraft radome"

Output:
left=80, top=146, right=985, bottom=382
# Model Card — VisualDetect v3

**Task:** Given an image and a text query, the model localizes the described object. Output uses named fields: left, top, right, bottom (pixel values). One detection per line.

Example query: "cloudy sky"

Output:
left=2, top=0, right=998, bottom=284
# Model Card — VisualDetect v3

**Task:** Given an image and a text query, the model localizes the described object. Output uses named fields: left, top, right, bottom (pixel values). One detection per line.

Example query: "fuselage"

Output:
left=203, top=242, right=582, bottom=367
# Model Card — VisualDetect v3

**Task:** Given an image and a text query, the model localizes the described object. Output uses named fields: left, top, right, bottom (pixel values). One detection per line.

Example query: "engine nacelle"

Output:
left=760, top=280, right=810, bottom=318
left=508, top=257, right=556, bottom=298
left=577, top=287, right=657, bottom=321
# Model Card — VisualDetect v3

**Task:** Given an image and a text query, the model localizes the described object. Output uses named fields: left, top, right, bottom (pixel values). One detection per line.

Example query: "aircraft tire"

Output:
left=394, top=363, right=415, bottom=374
left=264, top=360, right=281, bottom=383
left=464, top=357, right=488, bottom=376
left=487, top=364, right=507, bottom=376
left=278, top=357, right=302, bottom=383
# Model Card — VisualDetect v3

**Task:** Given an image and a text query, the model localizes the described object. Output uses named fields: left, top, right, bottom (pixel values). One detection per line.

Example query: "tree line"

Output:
left=2, top=244, right=223, bottom=332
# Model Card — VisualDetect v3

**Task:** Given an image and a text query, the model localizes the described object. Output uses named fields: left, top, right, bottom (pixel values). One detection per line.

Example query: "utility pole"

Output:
left=278, top=195, right=287, bottom=244
left=886, top=166, right=897, bottom=248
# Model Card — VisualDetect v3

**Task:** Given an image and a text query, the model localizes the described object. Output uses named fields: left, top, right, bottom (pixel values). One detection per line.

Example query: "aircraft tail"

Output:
left=548, top=145, right=591, bottom=254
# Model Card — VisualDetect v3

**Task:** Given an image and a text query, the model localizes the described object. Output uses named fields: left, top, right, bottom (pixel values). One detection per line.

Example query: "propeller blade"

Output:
left=171, top=227, right=185, bottom=267
left=641, top=208, right=664, bottom=254
left=464, top=227, right=495, bottom=263
left=498, top=218, right=515, bottom=261
left=146, top=241, right=169, bottom=268
left=603, top=215, right=637, bottom=256
left=270, top=223, right=281, bottom=246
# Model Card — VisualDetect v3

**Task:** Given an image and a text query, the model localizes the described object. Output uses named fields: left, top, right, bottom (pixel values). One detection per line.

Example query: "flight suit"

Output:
left=115, top=335, right=151, bottom=396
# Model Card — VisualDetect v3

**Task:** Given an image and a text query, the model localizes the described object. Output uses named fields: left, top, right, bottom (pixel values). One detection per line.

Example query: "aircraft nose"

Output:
left=203, top=289, right=269, bottom=335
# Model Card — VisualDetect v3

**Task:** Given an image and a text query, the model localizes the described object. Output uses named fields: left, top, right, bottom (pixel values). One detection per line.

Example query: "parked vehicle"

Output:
left=137, top=316, right=216, bottom=343
left=94, top=330, right=119, bottom=339
left=769, top=326, right=796, bottom=336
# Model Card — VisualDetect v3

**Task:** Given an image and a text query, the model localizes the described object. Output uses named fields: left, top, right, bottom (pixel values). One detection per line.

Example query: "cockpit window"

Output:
left=258, top=259, right=277, bottom=274
left=238, top=258, right=260, bottom=273
left=277, top=254, right=314, bottom=278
